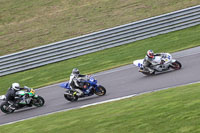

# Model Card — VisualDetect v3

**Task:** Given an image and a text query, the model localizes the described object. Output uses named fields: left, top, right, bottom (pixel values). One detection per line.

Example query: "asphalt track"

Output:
left=0, top=47, right=200, bottom=125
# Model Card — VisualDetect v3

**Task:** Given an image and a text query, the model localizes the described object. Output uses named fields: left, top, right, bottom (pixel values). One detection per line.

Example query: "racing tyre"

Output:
left=95, top=85, right=106, bottom=96
left=171, top=61, right=182, bottom=70
left=0, top=102, right=15, bottom=114
left=64, top=94, right=78, bottom=102
left=32, top=96, right=45, bottom=107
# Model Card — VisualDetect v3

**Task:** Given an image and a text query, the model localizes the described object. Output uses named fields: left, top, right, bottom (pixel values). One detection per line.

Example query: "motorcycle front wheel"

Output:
left=171, top=61, right=182, bottom=70
left=0, top=102, right=15, bottom=114
left=32, top=96, right=45, bottom=107
left=95, top=85, right=106, bottom=96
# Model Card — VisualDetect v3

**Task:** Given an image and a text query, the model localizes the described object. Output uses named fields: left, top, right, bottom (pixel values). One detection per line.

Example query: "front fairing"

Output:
left=28, top=89, right=36, bottom=96
left=151, top=56, right=161, bottom=65
left=16, top=91, right=26, bottom=96
left=16, top=88, right=36, bottom=97
left=88, top=77, right=97, bottom=85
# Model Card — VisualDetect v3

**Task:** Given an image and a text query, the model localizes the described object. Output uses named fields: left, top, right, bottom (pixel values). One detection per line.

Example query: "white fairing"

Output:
left=162, top=53, right=173, bottom=64
left=133, top=59, right=144, bottom=68
left=151, top=56, right=162, bottom=65
left=150, top=53, right=172, bottom=65
left=133, top=53, right=177, bottom=73
left=0, top=95, right=6, bottom=100
left=16, top=91, right=25, bottom=95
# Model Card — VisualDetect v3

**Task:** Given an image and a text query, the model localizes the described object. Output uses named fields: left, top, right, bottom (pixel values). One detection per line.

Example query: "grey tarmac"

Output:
left=0, top=46, right=200, bottom=125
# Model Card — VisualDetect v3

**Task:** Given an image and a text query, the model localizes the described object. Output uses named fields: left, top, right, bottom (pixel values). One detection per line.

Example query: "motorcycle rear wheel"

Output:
left=0, top=102, right=15, bottom=114
left=95, top=85, right=106, bottom=96
left=64, top=93, right=78, bottom=102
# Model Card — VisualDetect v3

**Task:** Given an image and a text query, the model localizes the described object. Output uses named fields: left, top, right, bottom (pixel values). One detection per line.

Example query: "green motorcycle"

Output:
left=0, top=87, right=45, bottom=114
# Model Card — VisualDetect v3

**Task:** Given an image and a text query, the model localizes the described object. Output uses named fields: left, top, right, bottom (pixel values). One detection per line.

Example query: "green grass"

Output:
left=0, top=24, right=200, bottom=95
left=1, top=83, right=200, bottom=133
left=0, top=0, right=200, bottom=56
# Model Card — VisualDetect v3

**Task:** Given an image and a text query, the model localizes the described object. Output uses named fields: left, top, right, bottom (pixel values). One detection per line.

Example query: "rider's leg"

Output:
left=143, top=61, right=154, bottom=74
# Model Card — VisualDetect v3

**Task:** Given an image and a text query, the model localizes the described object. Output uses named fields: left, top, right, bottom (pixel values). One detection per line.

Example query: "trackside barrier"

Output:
left=0, top=5, right=200, bottom=76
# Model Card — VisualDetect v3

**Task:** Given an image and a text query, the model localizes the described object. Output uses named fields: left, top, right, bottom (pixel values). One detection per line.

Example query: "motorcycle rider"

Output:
left=140, top=50, right=167, bottom=73
left=5, top=83, right=29, bottom=109
left=69, top=68, right=89, bottom=96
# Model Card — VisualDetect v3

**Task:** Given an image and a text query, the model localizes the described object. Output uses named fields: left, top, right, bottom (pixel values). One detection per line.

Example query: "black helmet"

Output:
left=72, top=68, right=80, bottom=76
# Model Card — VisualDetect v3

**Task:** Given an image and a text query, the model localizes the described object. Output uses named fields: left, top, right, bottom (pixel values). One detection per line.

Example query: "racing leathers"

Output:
left=69, top=74, right=89, bottom=96
left=142, top=53, right=167, bottom=73
left=5, top=87, right=29, bottom=109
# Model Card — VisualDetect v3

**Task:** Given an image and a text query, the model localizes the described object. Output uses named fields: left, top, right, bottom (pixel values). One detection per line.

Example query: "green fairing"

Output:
left=28, top=92, right=34, bottom=96
left=16, top=91, right=25, bottom=96
left=16, top=90, right=35, bottom=96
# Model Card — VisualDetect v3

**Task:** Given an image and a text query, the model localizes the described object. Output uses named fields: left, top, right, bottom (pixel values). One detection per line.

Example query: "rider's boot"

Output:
left=8, top=104, right=16, bottom=110
left=8, top=101, right=16, bottom=110
left=74, top=89, right=84, bottom=97
left=139, top=68, right=144, bottom=72
left=146, top=67, right=155, bottom=74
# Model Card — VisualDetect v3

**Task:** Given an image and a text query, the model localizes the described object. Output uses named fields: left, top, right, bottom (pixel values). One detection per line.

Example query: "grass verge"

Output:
left=0, top=0, right=200, bottom=56
left=0, top=24, right=200, bottom=95
left=1, top=82, right=200, bottom=133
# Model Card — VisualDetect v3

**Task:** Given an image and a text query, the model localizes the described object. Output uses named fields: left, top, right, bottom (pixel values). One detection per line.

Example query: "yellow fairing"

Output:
left=30, top=89, right=35, bottom=94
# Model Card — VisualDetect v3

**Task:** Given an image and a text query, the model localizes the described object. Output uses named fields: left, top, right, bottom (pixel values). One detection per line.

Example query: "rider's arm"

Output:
left=154, top=53, right=162, bottom=56
left=19, top=87, right=29, bottom=92
left=78, top=74, right=86, bottom=78
left=155, top=53, right=167, bottom=58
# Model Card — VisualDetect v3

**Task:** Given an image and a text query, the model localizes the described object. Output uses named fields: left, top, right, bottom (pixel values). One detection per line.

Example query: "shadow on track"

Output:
left=139, top=68, right=184, bottom=78
left=64, top=94, right=109, bottom=104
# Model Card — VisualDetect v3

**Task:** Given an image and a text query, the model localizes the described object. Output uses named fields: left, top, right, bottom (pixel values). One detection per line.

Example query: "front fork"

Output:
left=169, top=59, right=177, bottom=67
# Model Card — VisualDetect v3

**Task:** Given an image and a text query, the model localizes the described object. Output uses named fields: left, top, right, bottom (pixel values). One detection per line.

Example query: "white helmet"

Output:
left=147, top=50, right=154, bottom=58
left=12, top=83, right=20, bottom=91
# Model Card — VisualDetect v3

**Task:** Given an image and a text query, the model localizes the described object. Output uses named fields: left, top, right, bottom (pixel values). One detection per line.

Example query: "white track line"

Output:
left=1, top=80, right=200, bottom=126
left=1, top=47, right=200, bottom=125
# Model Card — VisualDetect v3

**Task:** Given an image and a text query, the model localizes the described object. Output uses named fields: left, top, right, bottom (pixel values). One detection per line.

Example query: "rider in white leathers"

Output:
left=141, top=50, right=167, bottom=73
left=69, top=68, right=89, bottom=96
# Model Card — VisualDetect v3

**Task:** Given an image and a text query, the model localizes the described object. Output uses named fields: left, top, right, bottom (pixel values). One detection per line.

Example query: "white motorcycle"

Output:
left=133, top=53, right=182, bottom=75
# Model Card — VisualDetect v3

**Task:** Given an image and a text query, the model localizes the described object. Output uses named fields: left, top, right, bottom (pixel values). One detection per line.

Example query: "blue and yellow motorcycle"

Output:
left=60, top=76, right=106, bottom=102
